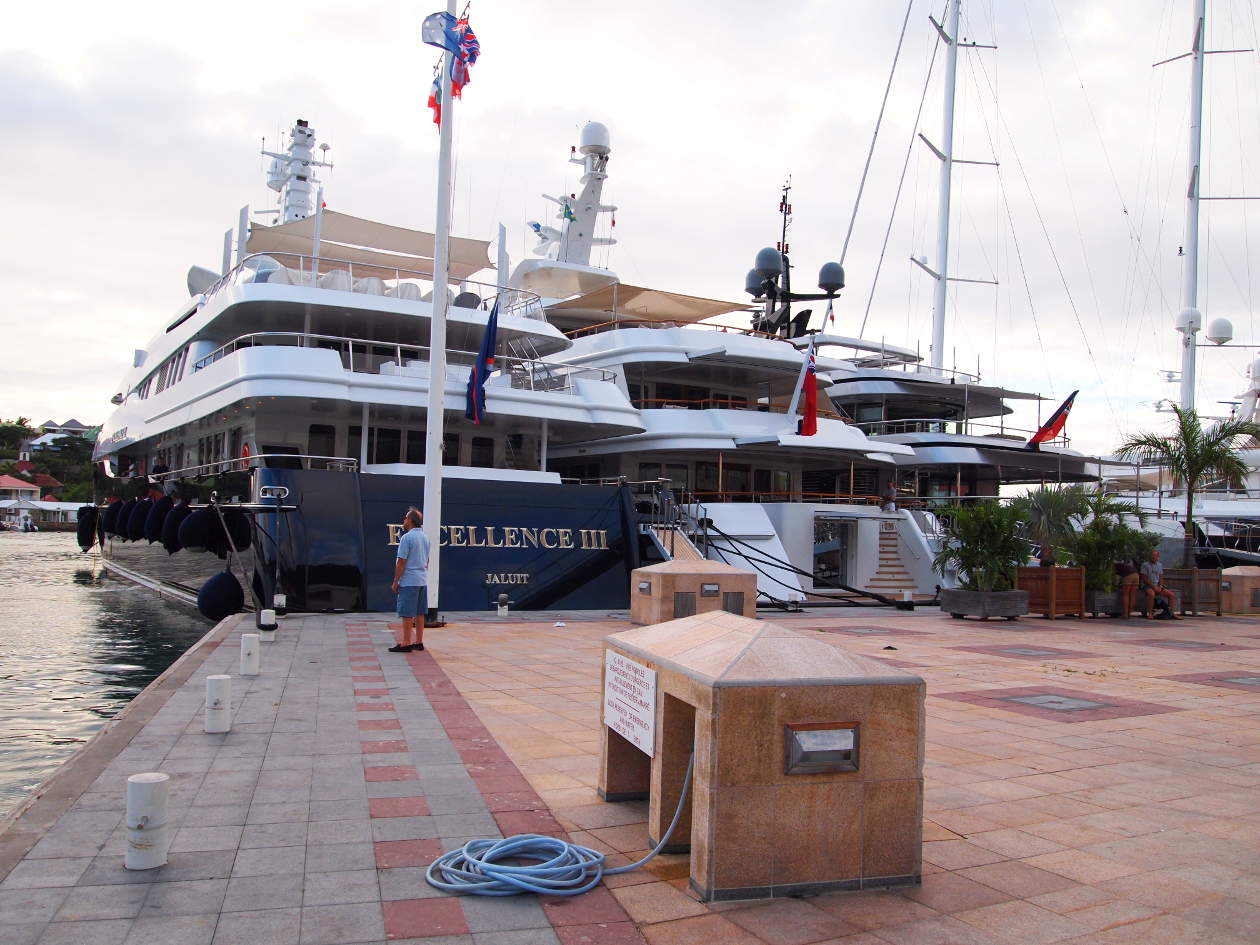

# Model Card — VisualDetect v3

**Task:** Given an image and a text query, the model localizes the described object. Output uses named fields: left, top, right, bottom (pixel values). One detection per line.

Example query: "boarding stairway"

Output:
left=864, top=526, right=917, bottom=599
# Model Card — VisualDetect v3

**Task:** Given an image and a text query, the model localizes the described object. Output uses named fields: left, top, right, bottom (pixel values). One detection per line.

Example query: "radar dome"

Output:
left=1175, top=307, right=1202, bottom=334
left=1206, top=318, right=1233, bottom=345
left=579, top=122, right=611, bottom=155
left=754, top=247, right=783, bottom=280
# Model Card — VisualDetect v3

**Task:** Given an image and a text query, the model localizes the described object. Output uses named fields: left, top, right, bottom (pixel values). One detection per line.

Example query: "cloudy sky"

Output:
left=2, top=0, right=1257, bottom=457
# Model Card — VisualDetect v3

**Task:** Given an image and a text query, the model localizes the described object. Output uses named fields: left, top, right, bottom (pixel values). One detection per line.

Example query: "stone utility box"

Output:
left=599, top=611, right=925, bottom=901
left=630, top=560, right=757, bottom=625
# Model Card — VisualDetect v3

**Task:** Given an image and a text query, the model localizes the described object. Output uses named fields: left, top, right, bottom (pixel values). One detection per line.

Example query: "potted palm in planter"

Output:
left=934, top=501, right=1030, bottom=619
left=1012, top=486, right=1088, bottom=618
left=1065, top=521, right=1158, bottom=617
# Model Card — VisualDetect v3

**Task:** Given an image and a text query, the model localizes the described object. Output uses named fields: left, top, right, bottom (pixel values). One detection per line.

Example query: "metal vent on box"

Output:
left=722, top=591, right=744, bottom=615
left=785, top=722, right=859, bottom=774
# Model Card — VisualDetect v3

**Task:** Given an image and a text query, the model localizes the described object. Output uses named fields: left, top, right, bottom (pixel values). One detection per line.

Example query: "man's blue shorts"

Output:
left=396, top=585, right=427, bottom=619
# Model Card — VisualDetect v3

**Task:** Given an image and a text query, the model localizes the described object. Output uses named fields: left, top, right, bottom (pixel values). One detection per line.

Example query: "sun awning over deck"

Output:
left=548, top=283, right=748, bottom=323
left=246, top=210, right=493, bottom=281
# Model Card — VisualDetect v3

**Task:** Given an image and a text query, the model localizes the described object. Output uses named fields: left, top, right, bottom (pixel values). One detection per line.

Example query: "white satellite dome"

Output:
left=579, top=122, right=611, bottom=156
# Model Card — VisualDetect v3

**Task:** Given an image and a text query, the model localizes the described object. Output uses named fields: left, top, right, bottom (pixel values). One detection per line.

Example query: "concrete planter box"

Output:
left=1016, top=566, right=1086, bottom=619
left=939, top=588, right=1029, bottom=620
left=1086, top=589, right=1123, bottom=617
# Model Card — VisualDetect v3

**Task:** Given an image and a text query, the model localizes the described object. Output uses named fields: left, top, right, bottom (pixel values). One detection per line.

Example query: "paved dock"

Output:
left=1, top=606, right=1259, bottom=944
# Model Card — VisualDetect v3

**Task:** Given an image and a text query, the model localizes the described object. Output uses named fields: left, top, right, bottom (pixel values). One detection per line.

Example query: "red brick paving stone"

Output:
left=554, top=922, right=648, bottom=945
left=359, top=719, right=403, bottom=731
left=374, top=838, right=444, bottom=868
left=357, top=702, right=396, bottom=712
left=483, top=791, right=547, bottom=812
left=638, top=913, right=766, bottom=945
left=952, top=645, right=1104, bottom=661
left=355, top=688, right=390, bottom=696
left=474, top=774, right=534, bottom=793
left=903, top=872, right=1014, bottom=913
left=382, top=897, right=469, bottom=939
left=724, top=898, right=861, bottom=945
left=1162, top=672, right=1260, bottom=693
left=369, top=796, right=432, bottom=818
left=361, top=740, right=409, bottom=753
left=363, top=765, right=418, bottom=782
left=544, top=887, right=635, bottom=926
left=496, top=809, right=566, bottom=837
left=811, top=891, right=941, bottom=929
left=352, top=675, right=387, bottom=683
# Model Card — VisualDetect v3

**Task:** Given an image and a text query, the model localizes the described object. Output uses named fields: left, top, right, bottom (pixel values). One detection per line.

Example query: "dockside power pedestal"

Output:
left=598, top=611, right=925, bottom=901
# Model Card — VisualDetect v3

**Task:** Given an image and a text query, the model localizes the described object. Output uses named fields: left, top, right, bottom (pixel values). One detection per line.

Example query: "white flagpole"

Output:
left=785, top=334, right=814, bottom=427
left=421, top=0, right=457, bottom=615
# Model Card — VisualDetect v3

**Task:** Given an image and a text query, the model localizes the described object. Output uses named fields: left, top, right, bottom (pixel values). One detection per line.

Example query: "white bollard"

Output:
left=273, top=593, right=287, bottom=617
left=258, top=609, right=277, bottom=644
left=125, top=772, right=170, bottom=870
left=240, top=634, right=260, bottom=676
left=902, top=590, right=913, bottom=602
left=205, top=675, right=232, bottom=733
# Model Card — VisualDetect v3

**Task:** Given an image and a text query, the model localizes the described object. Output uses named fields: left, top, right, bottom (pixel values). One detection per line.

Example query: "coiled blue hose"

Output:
left=425, top=752, right=694, bottom=897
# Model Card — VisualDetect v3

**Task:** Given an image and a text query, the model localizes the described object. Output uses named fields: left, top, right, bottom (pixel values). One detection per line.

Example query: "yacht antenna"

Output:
left=778, top=177, right=793, bottom=321
left=261, top=119, right=333, bottom=224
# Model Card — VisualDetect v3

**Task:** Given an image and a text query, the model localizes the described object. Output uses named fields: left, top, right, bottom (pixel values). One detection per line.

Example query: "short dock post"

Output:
left=205, top=675, right=232, bottom=733
left=273, top=593, right=287, bottom=617
left=258, top=609, right=277, bottom=644
left=240, top=634, right=260, bottom=676
left=125, top=772, right=170, bottom=870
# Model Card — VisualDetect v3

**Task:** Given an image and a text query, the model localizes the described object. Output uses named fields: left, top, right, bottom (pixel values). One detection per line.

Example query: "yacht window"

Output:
left=348, top=425, right=362, bottom=462
left=372, top=428, right=402, bottom=465
left=753, top=468, right=772, bottom=496
left=258, top=444, right=303, bottom=469
left=773, top=470, right=790, bottom=495
left=665, top=464, right=688, bottom=490
left=638, top=463, right=662, bottom=483
left=655, top=383, right=708, bottom=409
left=405, top=431, right=426, bottom=464
left=627, top=382, right=643, bottom=406
left=229, top=427, right=242, bottom=463
left=443, top=433, right=460, bottom=464
left=470, top=437, right=494, bottom=468
left=724, top=464, right=751, bottom=497
left=309, top=424, right=336, bottom=458
left=696, top=462, right=718, bottom=493
left=855, top=404, right=883, bottom=423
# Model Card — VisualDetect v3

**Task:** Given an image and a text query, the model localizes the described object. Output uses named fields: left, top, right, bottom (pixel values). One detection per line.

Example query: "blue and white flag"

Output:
left=421, top=12, right=460, bottom=53
left=465, top=297, right=500, bottom=424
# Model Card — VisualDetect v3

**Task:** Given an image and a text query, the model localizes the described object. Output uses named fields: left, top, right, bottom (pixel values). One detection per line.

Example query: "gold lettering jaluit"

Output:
left=387, top=523, right=404, bottom=546
left=484, top=573, right=530, bottom=585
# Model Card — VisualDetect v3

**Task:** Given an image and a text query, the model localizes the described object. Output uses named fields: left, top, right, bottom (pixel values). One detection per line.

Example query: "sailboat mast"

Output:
left=422, top=0, right=458, bottom=612
left=1178, top=0, right=1207, bottom=411
left=929, top=0, right=962, bottom=372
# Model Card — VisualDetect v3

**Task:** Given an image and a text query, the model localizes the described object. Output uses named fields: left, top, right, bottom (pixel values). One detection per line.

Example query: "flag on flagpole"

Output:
left=1025, top=390, right=1078, bottom=451
left=785, top=335, right=819, bottom=436
left=799, top=335, right=818, bottom=436
left=421, top=11, right=480, bottom=98
left=826, top=297, right=835, bottom=327
left=465, top=297, right=500, bottom=424
left=427, top=75, right=442, bottom=126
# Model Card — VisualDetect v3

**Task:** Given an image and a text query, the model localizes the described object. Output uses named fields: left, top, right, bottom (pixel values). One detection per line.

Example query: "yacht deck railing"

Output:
left=200, top=252, right=545, bottom=321
left=191, top=331, right=616, bottom=393
left=149, top=454, right=360, bottom=481
left=853, top=417, right=1067, bottom=448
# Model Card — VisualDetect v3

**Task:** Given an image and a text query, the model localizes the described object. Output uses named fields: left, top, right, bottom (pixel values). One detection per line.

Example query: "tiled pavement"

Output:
left=1, top=608, right=1260, bottom=944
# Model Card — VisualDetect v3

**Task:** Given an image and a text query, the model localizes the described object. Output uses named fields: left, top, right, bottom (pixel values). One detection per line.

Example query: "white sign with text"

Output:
left=603, top=651, right=657, bottom=756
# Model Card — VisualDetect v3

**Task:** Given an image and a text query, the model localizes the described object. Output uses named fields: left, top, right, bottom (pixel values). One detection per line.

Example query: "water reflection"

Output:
left=0, top=532, right=210, bottom=815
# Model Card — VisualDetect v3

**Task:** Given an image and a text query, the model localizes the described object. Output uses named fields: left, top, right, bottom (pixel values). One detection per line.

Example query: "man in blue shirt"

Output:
left=390, top=507, right=431, bottom=651
left=1139, top=549, right=1179, bottom=619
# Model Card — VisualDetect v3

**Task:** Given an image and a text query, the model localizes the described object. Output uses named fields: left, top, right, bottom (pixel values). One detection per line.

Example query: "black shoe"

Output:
left=387, top=644, right=411, bottom=653
left=409, top=643, right=425, bottom=652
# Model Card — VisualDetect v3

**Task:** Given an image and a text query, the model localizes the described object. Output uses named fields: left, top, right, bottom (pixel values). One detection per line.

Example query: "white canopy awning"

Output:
left=547, top=283, right=748, bottom=323
left=246, top=210, right=493, bottom=281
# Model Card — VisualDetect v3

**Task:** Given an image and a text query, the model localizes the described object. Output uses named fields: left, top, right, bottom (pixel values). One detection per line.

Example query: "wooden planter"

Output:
left=939, top=588, right=1029, bottom=620
left=1016, top=566, right=1086, bottom=619
left=1161, top=568, right=1222, bottom=616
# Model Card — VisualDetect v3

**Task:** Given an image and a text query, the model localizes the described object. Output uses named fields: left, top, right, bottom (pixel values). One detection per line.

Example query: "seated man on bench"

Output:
left=1139, top=549, right=1180, bottom=619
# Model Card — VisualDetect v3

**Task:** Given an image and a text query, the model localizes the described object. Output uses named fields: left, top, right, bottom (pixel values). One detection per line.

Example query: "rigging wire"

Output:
left=967, top=43, right=1120, bottom=430
left=840, top=0, right=916, bottom=266
left=859, top=13, right=945, bottom=339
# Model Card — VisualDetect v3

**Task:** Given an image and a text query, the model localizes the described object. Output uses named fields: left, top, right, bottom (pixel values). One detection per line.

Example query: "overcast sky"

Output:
left=2, top=0, right=1257, bottom=457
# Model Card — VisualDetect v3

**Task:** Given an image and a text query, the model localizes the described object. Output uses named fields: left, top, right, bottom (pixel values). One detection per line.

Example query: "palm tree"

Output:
left=1012, top=485, right=1089, bottom=553
left=1116, top=406, right=1260, bottom=566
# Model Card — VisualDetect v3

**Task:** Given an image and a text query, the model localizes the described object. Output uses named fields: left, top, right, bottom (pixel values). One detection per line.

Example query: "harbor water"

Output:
left=0, top=531, right=210, bottom=817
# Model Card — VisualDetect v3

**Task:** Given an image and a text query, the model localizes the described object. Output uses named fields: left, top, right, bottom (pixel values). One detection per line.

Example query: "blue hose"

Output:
left=425, top=752, right=695, bottom=897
